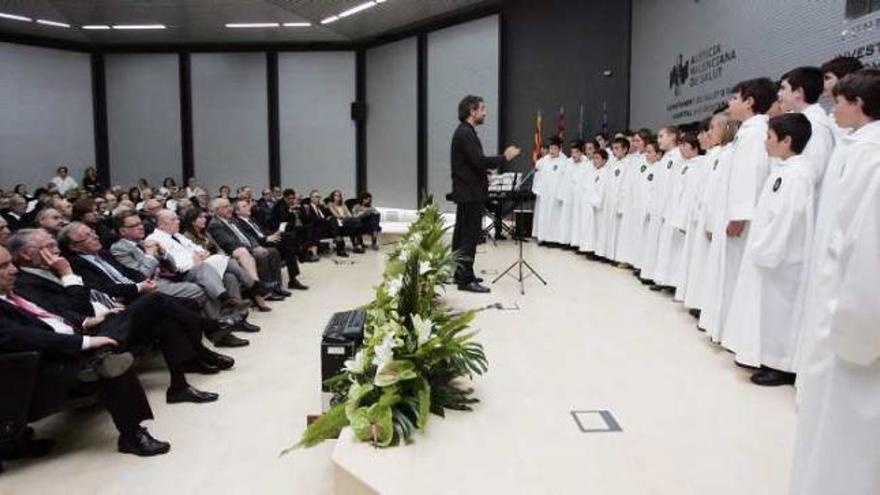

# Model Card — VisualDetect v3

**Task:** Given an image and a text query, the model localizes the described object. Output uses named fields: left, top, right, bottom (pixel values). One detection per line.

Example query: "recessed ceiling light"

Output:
left=225, top=22, right=279, bottom=28
left=112, top=24, right=166, bottom=30
left=83, top=25, right=111, bottom=30
left=339, top=1, right=377, bottom=18
left=320, top=16, right=339, bottom=25
left=282, top=22, right=311, bottom=27
left=36, top=19, right=70, bottom=28
left=0, top=12, right=32, bottom=22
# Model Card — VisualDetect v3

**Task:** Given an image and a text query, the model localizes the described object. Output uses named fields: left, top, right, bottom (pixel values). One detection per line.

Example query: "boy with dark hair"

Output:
left=648, top=124, right=685, bottom=290
left=700, top=77, right=773, bottom=338
left=779, top=66, right=835, bottom=193
left=790, top=69, right=880, bottom=495
left=600, top=137, right=631, bottom=260
left=723, top=113, right=814, bottom=382
left=820, top=56, right=865, bottom=138
left=532, top=135, right=566, bottom=243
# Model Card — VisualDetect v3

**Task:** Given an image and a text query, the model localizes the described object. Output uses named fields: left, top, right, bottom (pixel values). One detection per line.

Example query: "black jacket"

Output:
left=13, top=270, right=95, bottom=328
left=69, top=252, right=146, bottom=305
left=0, top=298, right=84, bottom=359
left=207, top=217, right=253, bottom=255
left=450, top=121, right=505, bottom=204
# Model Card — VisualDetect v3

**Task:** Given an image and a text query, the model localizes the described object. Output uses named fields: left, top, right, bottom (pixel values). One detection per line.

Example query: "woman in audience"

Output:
left=82, top=166, right=100, bottom=194
left=327, top=190, right=366, bottom=253
left=181, top=209, right=271, bottom=312
left=160, top=177, right=178, bottom=197
left=136, top=178, right=150, bottom=195
left=128, top=187, right=142, bottom=208
left=185, top=177, right=202, bottom=198
left=352, top=191, right=381, bottom=250
left=218, top=185, right=232, bottom=200
left=51, top=166, right=78, bottom=194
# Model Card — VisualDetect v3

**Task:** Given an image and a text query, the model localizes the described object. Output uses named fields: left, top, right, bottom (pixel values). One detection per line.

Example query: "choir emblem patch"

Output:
left=553, top=164, right=558, bottom=171
left=594, top=176, right=600, bottom=183
left=666, top=160, right=673, bottom=169
left=615, top=169, right=621, bottom=177
left=640, top=165, right=647, bottom=173
left=647, top=173, right=654, bottom=181
left=681, top=166, right=688, bottom=175
left=713, top=159, right=719, bottom=171
left=772, top=177, right=782, bottom=192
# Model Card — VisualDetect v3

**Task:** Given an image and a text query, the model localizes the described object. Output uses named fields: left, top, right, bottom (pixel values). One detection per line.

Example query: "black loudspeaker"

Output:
left=350, top=101, right=366, bottom=122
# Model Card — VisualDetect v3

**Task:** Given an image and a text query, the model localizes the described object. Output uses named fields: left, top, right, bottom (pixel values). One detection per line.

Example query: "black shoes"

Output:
left=118, top=427, right=170, bottom=457
left=236, top=320, right=261, bottom=333
left=166, top=385, right=219, bottom=404
left=264, top=293, right=285, bottom=302
left=78, top=350, right=135, bottom=383
left=182, top=360, right=220, bottom=375
left=750, top=368, right=796, bottom=386
left=336, top=251, right=350, bottom=258
left=274, top=288, right=293, bottom=297
left=288, top=279, right=309, bottom=290
left=200, top=350, right=235, bottom=370
left=688, top=308, right=701, bottom=319
left=457, top=281, right=491, bottom=293
left=352, top=245, right=366, bottom=254
left=214, top=332, right=250, bottom=347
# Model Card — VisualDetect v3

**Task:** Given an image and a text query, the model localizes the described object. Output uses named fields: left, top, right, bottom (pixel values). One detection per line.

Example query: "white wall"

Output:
left=427, top=15, right=500, bottom=212
left=191, top=52, right=269, bottom=195
left=278, top=51, right=356, bottom=197
left=366, top=38, right=419, bottom=209
left=106, top=53, right=182, bottom=189
left=0, top=42, right=95, bottom=190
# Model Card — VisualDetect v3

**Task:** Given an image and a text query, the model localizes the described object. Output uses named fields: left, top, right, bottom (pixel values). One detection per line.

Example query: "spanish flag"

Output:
left=532, top=109, right=543, bottom=166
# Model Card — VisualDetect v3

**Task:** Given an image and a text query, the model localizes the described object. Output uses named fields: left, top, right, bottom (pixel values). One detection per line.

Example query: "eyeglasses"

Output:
left=70, top=231, right=98, bottom=244
left=122, top=222, right=143, bottom=229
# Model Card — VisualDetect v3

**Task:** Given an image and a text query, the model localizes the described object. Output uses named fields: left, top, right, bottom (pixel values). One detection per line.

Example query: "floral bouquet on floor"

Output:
left=284, top=200, right=488, bottom=451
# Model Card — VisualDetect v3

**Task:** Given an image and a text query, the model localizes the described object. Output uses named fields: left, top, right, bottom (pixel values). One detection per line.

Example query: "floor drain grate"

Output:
left=570, top=410, right=622, bottom=433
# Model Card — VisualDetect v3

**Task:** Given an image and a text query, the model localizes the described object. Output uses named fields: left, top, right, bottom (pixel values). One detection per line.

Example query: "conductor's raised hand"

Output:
left=504, top=146, right=521, bottom=162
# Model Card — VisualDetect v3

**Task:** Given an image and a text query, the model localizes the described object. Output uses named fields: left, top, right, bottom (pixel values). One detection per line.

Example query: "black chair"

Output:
left=0, top=352, right=39, bottom=472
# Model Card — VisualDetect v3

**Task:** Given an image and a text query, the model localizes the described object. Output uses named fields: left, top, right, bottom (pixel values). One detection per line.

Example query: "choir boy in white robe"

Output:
left=789, top=69, right=880, bottom=495
left=778, top=67, right=835, bottom=196
left=672, top=126, right=712, bottom=301
left=684, top=113, right=738, bottom=314
left=667, top=131, right=704, bottom=297
left=648, top=126, right=684, bottom=291
left=699, top=78, right=775, bottom=339
left=556, top=140, right=584, bottom=246
left=589, top=149, right=611, bottom=258
left=819, top=56, right=864, bottom=140
left=546, top=137, right=572, bottom=244
left=576, top=141, right=600, bottom=255
left=722, top=113, right=814, bottom=384
left=634, top=140, right=663, bottom=282
left=565, top=140, right=590, bottom=248
left=602, top=138, right=632, bottom=261
left=532, top=136, right=566, bottom=243
left=617, top=130, right=651, bottom=269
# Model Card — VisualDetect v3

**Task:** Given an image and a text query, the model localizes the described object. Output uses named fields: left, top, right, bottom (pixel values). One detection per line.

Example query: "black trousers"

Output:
left=275, top=232, right=301, bottom=278
left=254, top=247, right=284, bottom=285
left=452, top=201, right=484, bottom=284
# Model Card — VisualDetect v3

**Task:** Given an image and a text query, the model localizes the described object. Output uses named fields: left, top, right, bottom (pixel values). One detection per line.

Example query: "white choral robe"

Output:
left=591, top=165, right=611, bottom=257
left=698, top=144, right=737, bottom=336
left=616, top=155, right=649, bottom=266
left=601, top=156, right=627, bottom=259
left=532, top=154, right=565, bottom=242
left=683, top=145, right=725, bottom=309
left=635, top=160, right=661, bottom=270
left=567, top=159, right=591, bottom=248
left=547, top=156, right=573, bottom=243
left=671, top=154, right=709, bottom=300
left=701, top=114, right=770, bottom=340
left=721, top=155, right=814, bottom=368
left=576, top=163, right=599, bottom=252
left=652, top=147, right=686, bottom=285
left=556, top=158, right=580, bottom=245
left=800, top=103, right=836, bottom=199
left=640, top=151, right=675, bottom=281
left=789, top=120, right=880, bottom=495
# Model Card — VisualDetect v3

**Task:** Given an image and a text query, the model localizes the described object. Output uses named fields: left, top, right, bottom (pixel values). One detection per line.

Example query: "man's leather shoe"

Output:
left=750, top=369, right=796, bottom=386
left=274, top=288, right=293, bottom=297
left=79, top=351, right=135, bottom=383
left=457, top=282, right=491, bottom=293
left=475, top=277, right=484, bottom=283
left=288, top=279, right=309, bottom=290
left=265, top=293, right=285, bottom=302
left=182, top=360, right=220, bottom=375
left=688, top=308, right=701, bottom=319
left=352, top=245, right=366, bottom=254
left=166, top=385, right=219, bottom=404
left=118, top=427, right=170, bottom=457
left=213, top=332, right=250, bottom=347
left=236, top=320, right=261, bottom=333
left=336, top=251, right=350, bottom=258
left=201, top=350, right=234, bottom=370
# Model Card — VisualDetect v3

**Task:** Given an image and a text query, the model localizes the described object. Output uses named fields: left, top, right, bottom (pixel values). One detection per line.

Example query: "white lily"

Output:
left=371, top=331, right=398, bottom=369
left=411, top=313, right=434, bottom=346
left=419, top=260, right=432, bottom=275
left=385, top=276, right=403, bottom=297
left=343, top=350, right=367, bottom=374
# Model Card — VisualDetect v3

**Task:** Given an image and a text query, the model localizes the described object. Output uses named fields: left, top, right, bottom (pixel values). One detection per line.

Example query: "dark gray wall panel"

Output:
left=0, top=42, right=95, bottom=190
left=278, top=51, right=356, bottom=196
left=105, top=54, right=182, bottom=189
left=191, top=52, right=269, bottom=195
left=366, top=38, right=418, bottom=209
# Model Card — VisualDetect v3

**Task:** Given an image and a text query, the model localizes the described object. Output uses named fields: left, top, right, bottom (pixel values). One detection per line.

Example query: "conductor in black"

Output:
left=450, top=95, right=520, bottom=293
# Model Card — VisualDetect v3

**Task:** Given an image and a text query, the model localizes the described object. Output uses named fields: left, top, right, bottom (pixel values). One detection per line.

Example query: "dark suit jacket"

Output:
left=300, top=202, right=334, bottom=226
left=207, top=217, right=252, bottom=255
left=2, top=210, right=33, bottom=232
left=450, top=121, right=505, bottom=204
left=0, top=298, right=84, bottom=359
left=69, top=252, right=146, bottom=304
left=233, top=217, right=267, bottom=247
left=13, top=270, right=94, bottom=328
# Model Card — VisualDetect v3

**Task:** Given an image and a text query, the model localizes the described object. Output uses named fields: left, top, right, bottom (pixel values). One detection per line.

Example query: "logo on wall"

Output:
left=668, top=54, right=690, bottom=96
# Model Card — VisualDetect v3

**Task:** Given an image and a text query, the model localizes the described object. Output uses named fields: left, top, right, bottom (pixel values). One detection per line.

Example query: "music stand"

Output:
left=492, top=169, right=548, bottom=295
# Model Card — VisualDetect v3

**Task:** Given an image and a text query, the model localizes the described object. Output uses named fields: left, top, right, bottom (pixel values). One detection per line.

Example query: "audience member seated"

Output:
left=71, top=197, right=116, bottom=247
left=7, top=229, right=226, bottom=405
left=2, top=195, right=32, bottom=232
left=0, top=245, right=170, bottom=457
left=351, top=191, right=381, bottom=250
left=51, top=166, right=78, bottom=195
left=301, top=189, right=349, bottom=258
left=208, top=198, right=291, bottom=299
left=327, top=189, right=366, bottom=254
left=233, top=199, right=307, bottom=291
left=180, top=209, right=273, bottom=312
left=0, top=216, right=9, bottom=247
left=35, top=208, right=65, bottom=236
left=82, top=167, right=100, bottom=195
left=254, top=188, right=276, bottom=230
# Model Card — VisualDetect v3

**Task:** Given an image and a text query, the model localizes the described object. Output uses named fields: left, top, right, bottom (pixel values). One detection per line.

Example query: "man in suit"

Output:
left=0, top=215, right=9, bottom=247
left=35, top=208, right=65, bottom=236
left=270, top=189, right=316, bottom=262
left=2, top=195, right=32, bottom=232
left=208, top=198, right=290, bottom=298
left=7, top=228, right=226, bottom=405
left=450, top=95, right=520, bottom=292
left=301, top=190, right=348, bottom=258
left=233, top=199, right=307, bottom=291
left=0, top=245, right=170, bottom=456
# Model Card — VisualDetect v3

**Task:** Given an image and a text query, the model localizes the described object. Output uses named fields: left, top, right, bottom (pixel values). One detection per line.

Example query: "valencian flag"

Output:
left=556, top=105, right=565, bottom=139
left=532, top=109, right=543, bottom=166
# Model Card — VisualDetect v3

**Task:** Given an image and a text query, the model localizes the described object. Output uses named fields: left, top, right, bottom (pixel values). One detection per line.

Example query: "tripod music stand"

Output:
left=492, top=169, right=548, bottom=295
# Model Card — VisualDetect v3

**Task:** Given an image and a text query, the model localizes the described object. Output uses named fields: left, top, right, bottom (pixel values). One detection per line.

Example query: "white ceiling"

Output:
left=0, top=0, right=498, bottom=46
